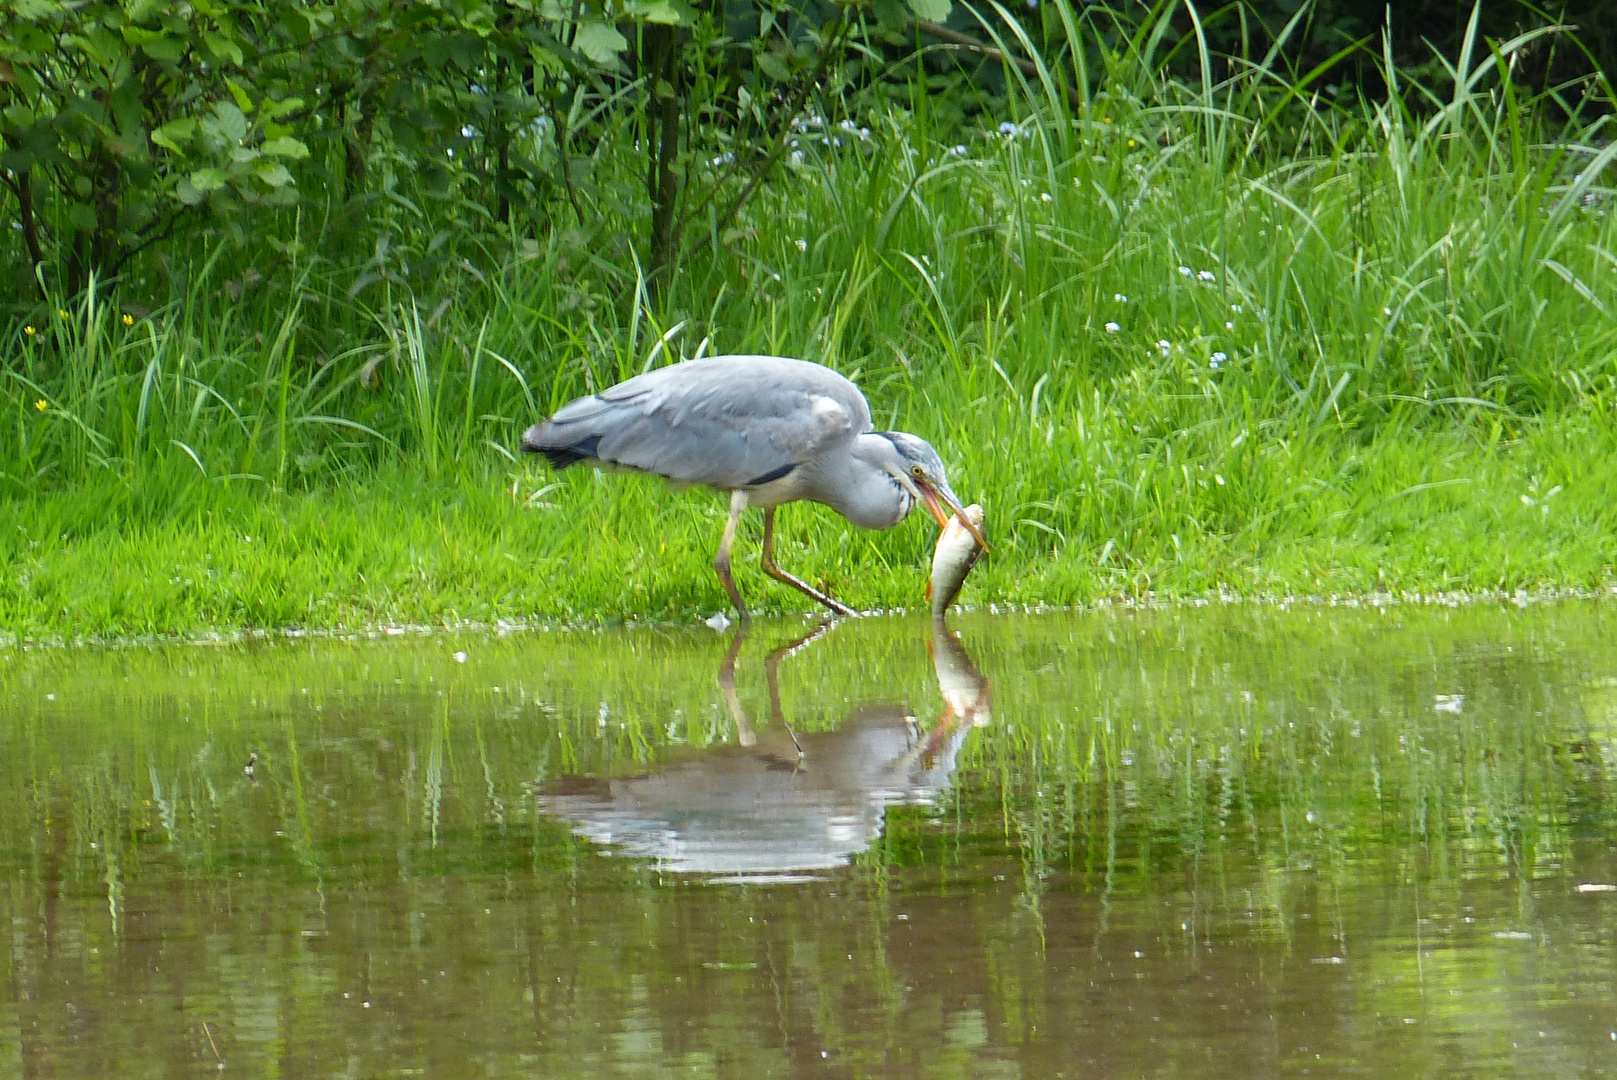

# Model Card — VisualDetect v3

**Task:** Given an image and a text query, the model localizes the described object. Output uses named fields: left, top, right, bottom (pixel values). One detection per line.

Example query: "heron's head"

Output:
left=879, top=432, right=989, bottom=550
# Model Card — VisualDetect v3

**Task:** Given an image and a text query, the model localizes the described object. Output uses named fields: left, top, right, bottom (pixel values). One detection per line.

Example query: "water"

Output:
left=5, top=603, right=1617, bottom=1078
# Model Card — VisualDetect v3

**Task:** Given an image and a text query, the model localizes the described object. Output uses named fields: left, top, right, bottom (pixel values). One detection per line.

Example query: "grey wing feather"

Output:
left=522, top=356, right=872, bottom=488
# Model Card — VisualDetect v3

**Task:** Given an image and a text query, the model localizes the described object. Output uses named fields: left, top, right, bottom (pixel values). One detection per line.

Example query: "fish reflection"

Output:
left=538, top=619, right=990, bottom=880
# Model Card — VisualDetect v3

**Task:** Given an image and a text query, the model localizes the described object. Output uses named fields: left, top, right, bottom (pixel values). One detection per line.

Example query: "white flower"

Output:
left=1225, top=321, right=1234, bottom=329
left=1178, top=266, right=1193, bottom=277
left=1040, top=192, right=1052, bottom=202
left=1210, top=351, right=1227, bottom=369
left=460, top=125, right=477, bottom=138
left=1105, top=322, right=1121, bottom=333
left=1230, top=303, right=1243, bottom=313
left=1114, top=293, right=1128, bottom=302
left=1198, top=270, right=1215, bottom=281
left=795, top=239, right=808, bottom=252
left=790, top=151, right=804, bottom=165
left=1157, top=339, right=1172, bottom=356
left=711, top=151, right=735, bottom=167
left=999, top=121, right=1019, bottom=136
left=952, top=144, right=968, bottom=156
left=1215, top=474, right=1225, bottom=485
left=1383, top=306, right=1393, bottom=316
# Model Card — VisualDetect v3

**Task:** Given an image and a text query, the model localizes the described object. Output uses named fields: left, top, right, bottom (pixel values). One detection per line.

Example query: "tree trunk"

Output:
left=10, top=169, right=46, bottom=295
left=495, top=54, right=511, bottom=226
left=644, top=23, right=682, bottom=300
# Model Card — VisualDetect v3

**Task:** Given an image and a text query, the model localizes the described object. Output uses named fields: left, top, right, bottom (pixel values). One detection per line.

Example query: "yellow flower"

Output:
left=122, top=313, right=134, bottom=326
left=1127, top=139, right=1136, bottom=148
left=57, top=309, right=69, bottom=319
left=24, top=325, right=36, bottom=336
left=34, top=400, right=47, bottom=412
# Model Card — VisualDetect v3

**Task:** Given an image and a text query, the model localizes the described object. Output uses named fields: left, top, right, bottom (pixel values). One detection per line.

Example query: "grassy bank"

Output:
left=2, top=407, right=1613, bottom=641
left=3, top=16, right=1615, bottom=640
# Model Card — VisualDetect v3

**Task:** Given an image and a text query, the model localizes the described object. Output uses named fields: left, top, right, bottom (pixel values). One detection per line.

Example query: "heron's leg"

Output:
left=716, top=621, right=755, bottom=746
left=761, top=506, right=858, bottom=618
left=714, top=489, right=751, bottom=620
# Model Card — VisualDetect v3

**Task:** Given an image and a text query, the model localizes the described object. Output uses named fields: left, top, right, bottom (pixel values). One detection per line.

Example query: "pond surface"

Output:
left=5, top=603, right=1617, bottom=1078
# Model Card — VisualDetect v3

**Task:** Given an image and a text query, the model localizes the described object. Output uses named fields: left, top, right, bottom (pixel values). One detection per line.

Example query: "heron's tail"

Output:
left=521, top=422, right=600, bottom=470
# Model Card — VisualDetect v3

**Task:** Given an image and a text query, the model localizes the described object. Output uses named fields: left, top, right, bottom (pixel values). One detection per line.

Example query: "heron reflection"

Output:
left=537, top=620, right=989, bottom=880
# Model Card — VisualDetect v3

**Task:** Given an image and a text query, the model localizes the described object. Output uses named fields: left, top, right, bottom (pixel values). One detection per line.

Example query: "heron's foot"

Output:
left=762, top=559, right=855, bottom=617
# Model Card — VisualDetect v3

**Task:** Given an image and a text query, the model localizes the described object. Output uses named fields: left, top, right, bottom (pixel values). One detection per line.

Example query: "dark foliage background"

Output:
left=1175, top=0, right=1612, bottom=100
left=1, top=0, right=1609, bottom=312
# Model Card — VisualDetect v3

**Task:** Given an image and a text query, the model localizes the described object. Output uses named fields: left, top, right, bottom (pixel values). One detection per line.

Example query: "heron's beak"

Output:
left=919, top=480, right=990, bottom=551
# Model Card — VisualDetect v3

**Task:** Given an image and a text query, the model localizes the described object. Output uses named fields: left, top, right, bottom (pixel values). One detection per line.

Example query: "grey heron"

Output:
left=521, top=355, right=987, bottom=618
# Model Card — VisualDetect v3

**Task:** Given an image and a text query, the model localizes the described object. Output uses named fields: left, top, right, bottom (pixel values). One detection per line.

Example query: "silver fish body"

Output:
left=928, top=504, right=985, bottom=617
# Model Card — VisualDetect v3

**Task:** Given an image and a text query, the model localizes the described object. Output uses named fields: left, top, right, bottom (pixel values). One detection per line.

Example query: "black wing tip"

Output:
left=744, top=462, right=796, bottom=487
left=521, top=426, right=600, bottom=470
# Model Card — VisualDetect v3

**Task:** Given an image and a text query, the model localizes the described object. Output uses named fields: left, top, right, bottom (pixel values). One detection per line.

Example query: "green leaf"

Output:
left=224, top=78, right=254, bottom=114
left=213, top=101, right=247, bottom=143
left=126, top=0, right=169, bottom=24
left=204, top=32, right=243, bottom=66
left=141, top=34, right=187, bottom=61
left=150, top=117, right=196, bottom=153
left=67, top=203, right=96, bottom=231
left=188, top=167, right=228, bottom=193
left=872, top=0, right=910, bottom=29
left=110, top=79, right=144, bottom=135
left=261, top=97, right=305, bottom=120
left=253, top=160, right=293, bottom=187
left=572, top=23, right=627, bottom=65
left=625, top=0, right=696, bottom=25
left=905, top=0, right=951, bottom=22
left=756, top=50, right=791, bottom=83
left=260, top=136, right=310, bottom=160
left=175, top=176, right=204, bottom=204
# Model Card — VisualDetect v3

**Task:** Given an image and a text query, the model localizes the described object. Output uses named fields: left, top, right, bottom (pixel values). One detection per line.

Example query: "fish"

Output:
left=928, top=504, right=985, bottom=617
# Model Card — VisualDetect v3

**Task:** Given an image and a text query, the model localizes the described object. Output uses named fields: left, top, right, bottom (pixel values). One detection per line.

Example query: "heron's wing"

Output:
left=523, top=356, right=872, bottom=488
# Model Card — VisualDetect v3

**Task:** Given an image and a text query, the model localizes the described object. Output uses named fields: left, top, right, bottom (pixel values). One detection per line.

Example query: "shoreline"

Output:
left=5, top=583, right=1613, bottom=653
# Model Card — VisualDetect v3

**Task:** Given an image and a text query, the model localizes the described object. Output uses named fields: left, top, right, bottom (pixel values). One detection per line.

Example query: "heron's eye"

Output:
left=910, top=465, right=925, bottom=478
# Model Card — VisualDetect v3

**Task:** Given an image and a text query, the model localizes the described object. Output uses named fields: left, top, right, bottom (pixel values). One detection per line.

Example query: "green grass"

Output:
left=0, top=410, right=1611, bottom=641
left=2, top=7, right=1615, bottom=640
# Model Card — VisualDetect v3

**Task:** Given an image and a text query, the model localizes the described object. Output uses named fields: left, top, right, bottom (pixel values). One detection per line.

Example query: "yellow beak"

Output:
left=918, top=482, right=989, bottom=551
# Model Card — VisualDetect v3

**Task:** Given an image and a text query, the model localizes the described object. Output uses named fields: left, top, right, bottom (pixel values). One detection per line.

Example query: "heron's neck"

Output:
left=807, top=434, right=912, bottom=530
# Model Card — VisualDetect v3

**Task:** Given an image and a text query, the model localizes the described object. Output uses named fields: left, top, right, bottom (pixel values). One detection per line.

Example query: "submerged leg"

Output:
left=714, top=489, right=750, bottom=620
left=761, top=507, right=858, bottom=618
